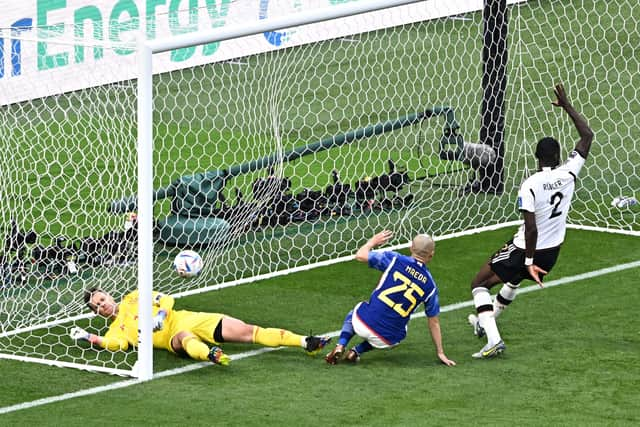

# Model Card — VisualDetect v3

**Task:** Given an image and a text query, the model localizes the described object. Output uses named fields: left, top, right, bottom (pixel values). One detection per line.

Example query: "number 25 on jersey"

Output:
left=377, top=272, right=425, bottom=317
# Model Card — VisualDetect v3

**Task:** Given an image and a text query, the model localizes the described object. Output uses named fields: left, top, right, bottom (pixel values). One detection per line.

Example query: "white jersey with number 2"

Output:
left=513, top=150, right=586, bottom=250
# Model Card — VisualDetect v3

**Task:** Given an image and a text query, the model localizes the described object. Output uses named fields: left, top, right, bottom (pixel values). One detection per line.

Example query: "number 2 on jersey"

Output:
left=549, top=191, right=564, bottom=219
left=377, top=272, right=425, bottom=317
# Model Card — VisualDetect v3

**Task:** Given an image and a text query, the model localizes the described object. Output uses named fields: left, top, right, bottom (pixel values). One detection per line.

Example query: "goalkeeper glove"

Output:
left=70, top=326, right=91, bottom=342
left=70, top=326, right=101, bottom=345
left=153, top=310, right=167, bottom=331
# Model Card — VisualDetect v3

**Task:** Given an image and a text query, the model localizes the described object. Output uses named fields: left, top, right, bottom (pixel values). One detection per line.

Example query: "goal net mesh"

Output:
left=0, top=0, right=637, bottom=375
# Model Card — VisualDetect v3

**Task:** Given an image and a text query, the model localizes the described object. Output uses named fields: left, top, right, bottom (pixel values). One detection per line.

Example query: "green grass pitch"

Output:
left=0, top=227, right=639, bottom=425
left=1, top=0, right=639, bottom=424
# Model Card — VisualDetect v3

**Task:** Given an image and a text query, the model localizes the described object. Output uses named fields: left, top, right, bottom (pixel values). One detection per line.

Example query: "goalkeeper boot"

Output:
left=344, top=347, right=361, bottom=364
left=208, top=346, right=231, bottom=366
left=467, top=314, right=486, bottom=338
left=325, top=345, right=344, bottom=365
left=472, top=340, right=506, bottom=359
left=305, top=335, right=331, bottom=356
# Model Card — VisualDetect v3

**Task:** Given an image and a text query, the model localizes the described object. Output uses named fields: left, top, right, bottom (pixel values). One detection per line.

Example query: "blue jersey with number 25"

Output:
left=355, top=250, right=440, bottom=344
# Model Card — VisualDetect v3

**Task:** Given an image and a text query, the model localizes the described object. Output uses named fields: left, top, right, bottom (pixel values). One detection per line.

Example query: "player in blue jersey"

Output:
left=325, top=230, right=456, bottom=366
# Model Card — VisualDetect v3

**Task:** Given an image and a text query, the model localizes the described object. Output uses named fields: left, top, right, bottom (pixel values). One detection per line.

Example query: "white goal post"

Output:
left=0, top=0, right=638, bottom=379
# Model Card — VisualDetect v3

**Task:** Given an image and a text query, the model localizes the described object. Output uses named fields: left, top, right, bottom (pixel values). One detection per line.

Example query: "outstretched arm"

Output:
left=552, top=84, right=594, bottom=158
left=427, top=316, right=456, bottom=366
left=70, top=326, right=129, bottom=351
left=355, top=230, right=393, bottom=263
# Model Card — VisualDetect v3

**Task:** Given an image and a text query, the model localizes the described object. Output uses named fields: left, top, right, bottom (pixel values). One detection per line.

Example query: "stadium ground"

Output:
left=1, top=227, right=638, bottom=425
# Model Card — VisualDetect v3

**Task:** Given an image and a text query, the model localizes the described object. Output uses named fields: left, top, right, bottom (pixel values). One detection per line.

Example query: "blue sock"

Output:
left=354, top=341, right=373, bottom=355
left=338, top=310, right=355, bottom=347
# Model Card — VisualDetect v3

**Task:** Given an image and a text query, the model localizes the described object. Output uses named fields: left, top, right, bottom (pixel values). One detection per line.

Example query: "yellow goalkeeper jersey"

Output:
left=99, top=290, right=175, bottom=351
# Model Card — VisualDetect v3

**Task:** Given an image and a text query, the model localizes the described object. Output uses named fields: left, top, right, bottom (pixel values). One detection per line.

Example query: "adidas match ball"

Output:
left=611, top=196, right=639, bottom=208
left=173, top=250, right=203, bottom=278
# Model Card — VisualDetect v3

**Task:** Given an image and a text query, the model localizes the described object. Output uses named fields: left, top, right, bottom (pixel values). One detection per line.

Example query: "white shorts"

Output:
left=352, top=303, right=399, bottom=349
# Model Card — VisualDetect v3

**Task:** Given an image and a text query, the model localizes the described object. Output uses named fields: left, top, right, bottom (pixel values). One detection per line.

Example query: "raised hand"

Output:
left=552, top=83, right=570, bottom=109
left=370, top=230, right=393, bottom=247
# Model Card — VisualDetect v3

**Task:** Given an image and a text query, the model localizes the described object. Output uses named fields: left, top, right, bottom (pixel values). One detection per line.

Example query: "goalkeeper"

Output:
left=70, top=287, right=330, bottom=365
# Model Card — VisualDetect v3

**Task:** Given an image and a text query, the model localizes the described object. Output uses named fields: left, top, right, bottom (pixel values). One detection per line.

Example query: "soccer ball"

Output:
left=611, top=196, right=639, bottom=208
left=173, top=250, right=203, bottom=278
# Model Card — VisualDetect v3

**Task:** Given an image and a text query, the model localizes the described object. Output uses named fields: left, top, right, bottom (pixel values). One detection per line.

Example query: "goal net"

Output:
left=0, top=0, right=637, bottom=376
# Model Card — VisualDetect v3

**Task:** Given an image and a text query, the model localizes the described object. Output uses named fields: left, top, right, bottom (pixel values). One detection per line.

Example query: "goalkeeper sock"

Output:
left=181, top=335, right=210, bottom=361
left=252, top=326, right=304, bottom=348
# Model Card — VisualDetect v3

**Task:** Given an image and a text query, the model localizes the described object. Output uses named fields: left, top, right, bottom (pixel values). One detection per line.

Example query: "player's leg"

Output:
left=325, top=308, right=357, bottom=364
left=494, top=247, right=559, bottom=318
left=470, top=266, right=507, bottom=358
left=220, top=315, right=329, bottom=354
left=345, top=306, right=396, bottom=363
left=470, top=261, right=504, bottom=347
left=170, top=330, right=230, bottom=365
left=469, top=283, right=506, bottom=359
left=169, top=312, right=231, bottom=365
left=493, top=281, right=519, bottom=318
left=345, top=340, right=374, bottom=363
left=470, top=242, right=529, bottom=357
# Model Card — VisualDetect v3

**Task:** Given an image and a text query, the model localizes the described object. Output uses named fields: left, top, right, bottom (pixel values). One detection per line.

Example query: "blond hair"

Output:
left=411, top=234, right=434, bottom=260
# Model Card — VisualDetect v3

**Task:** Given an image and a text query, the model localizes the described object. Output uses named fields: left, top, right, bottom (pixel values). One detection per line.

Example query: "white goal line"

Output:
left=3, top=221, right=633, bottom=341
left=1, top=258, right=638, bottom=416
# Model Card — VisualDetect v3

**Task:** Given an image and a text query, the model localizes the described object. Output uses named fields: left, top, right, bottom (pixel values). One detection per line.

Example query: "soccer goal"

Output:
left=0, top=0, right=638, bottom=378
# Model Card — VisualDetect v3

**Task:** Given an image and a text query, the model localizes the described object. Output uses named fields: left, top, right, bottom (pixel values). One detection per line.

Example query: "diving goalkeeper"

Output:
left=70, top=287, right=330, bottom=365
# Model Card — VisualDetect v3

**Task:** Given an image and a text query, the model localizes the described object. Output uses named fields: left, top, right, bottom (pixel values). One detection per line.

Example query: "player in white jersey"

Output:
left=467, top=84, right=594, bottom=358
